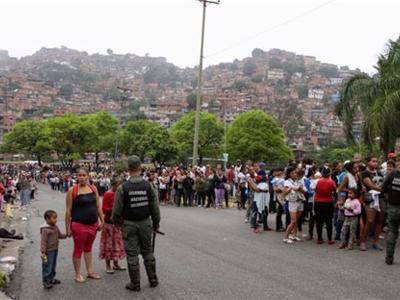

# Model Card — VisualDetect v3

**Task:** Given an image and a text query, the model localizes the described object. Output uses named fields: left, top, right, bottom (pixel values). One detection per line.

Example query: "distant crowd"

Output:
left=1, top=152, right=400, bottom=274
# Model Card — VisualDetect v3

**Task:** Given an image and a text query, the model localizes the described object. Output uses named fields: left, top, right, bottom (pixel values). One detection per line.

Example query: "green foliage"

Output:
left=120, top=120, right=176, bottom=165
left=296, top=84, right=309, bottom=99
left=251, top=48, right=266, bottom=58
left=1, top=120, right=52, bottom=163
left=143, top=64, right=179, bottom=84
left=226, top=110, right=293, bottom=163
left=268, top=57, right=282, bottom=69
left=186, top=93, right=197, bottom=111
left=251, top=74, right=264, bottom=83
left=319, top=65, right=339, bottom=78
left=0, top=272, right=8, bottom=288
left=103, top=87, right=123, bottom=101
left=1, top=120, right=52, bottom=165
left=314, top=143, right=379, bottom=165
left=170, top=112, right=224, bottom=161
left=59, top=84, right=73, bottom=97
left=336, top=37, right=400, bottom=155
left=84, top=111, right=119, bottom=158
left=242, top=61, right=257, bottom=76
left=231, top=80, right=248, bottom=92
left=282, top=60, right=305, bottom=75
left=46, top=114, right=95, bottom=164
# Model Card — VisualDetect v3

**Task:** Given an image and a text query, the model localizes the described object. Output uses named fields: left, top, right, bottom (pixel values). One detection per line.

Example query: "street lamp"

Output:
left=192, top=0, right=220, bottom=166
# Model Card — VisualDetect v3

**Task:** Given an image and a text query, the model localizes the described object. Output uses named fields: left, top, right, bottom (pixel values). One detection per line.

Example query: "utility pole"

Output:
left=114, top=86, right=133, bottom=161
left=192, top=0, right=220, bottom=166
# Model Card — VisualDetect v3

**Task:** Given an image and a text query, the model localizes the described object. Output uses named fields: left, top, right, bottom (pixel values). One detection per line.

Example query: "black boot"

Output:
left=126, top=264, right=140, bottom=292
left=386, top=256, right=394, bottom=265
left=144, top=259, right=158, bottom=288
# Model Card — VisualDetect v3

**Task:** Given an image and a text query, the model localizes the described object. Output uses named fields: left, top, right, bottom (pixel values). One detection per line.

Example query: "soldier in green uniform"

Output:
left=381, top=163, right=400, bottom=265
left=111, top=156, right=161, bottom=291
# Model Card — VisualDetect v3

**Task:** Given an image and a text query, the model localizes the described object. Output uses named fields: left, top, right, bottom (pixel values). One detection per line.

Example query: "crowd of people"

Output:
left=1, top=152, right=400, bottom=290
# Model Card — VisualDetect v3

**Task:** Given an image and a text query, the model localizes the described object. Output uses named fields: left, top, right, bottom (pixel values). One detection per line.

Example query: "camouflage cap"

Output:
left=127, top=155, right=141, bottom=170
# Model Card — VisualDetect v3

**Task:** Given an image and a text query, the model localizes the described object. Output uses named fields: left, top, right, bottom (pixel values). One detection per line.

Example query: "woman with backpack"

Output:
left=65, top=168, right=104, bottom=283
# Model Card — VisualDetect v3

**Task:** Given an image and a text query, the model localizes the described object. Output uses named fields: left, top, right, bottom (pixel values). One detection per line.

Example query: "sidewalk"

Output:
left=0, top=201, right=33, bottom=299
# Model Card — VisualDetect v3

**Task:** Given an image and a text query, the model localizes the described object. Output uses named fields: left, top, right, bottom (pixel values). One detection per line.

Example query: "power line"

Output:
left=205, top=0, right=338, bottom=59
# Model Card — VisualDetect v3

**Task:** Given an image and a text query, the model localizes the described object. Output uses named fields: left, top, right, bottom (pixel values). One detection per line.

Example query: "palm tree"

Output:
left=336, top=37, right=400, bottom=155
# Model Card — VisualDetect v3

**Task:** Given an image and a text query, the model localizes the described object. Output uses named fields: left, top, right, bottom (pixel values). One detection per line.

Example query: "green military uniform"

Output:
left=112, top=156, right=161, bottom=291
left=381, top=169, right=400, bottom=265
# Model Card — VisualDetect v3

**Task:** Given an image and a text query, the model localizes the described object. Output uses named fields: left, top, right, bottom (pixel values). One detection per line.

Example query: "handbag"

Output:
left=364, top=192, right=373, bottom=204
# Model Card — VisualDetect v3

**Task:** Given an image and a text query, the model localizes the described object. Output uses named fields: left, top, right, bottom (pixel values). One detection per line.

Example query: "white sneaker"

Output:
left=292, top=236, right=302, bottom=242
left=198, top=205, right=202, bottom=207
left=244, top=218, right=249, bottom=223
left=283, top=238, right=294, bottom=244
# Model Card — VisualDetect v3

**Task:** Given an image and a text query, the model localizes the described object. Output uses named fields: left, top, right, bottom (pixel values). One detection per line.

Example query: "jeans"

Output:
left=276, top=202, right=284, bottom=230
left=175, top=189, right=183, bottom=206
left=197, top=192, right=206, bottom=206
left=215, top=188, right=225, bottom=208
left=240, top=188, right=247, bottom=209
left=183, top=189, right=193, bottom=206
left=307, top=202, right=315, bottom=237
left=42, top=250, right=58, bottom=283
left=250, top=201, right=268, bottom=229
left=20, top=189, right=31, bottom=206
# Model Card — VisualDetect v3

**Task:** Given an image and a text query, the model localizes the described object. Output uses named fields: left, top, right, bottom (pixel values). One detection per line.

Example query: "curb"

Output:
left=0, top=204, right=31, bottom=300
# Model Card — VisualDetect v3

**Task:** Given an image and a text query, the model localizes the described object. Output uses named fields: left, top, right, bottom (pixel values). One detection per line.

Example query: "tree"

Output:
left=85, top=111, right=119, bottom=166
left=170, top=112, right=224, bottom=163
left=103, top=86, right=123, bottom=101
left=251, top=48, right=265, bottom=58
left=242, top=61, right=257, bottom=76
left=226, top=110, right=292, bottom=163
left=120, top=120, right=176, bottom=166
left=186, top=93, right=197, bottom=111
left=1, top=120, right=51, bottom=166
left=46, top=114, right=95, bottom=168
left=268, top=57, right=282, bottom=69
left=59, top=84, right=73, bottom=97
left=336, top=37, right=400, bottom=155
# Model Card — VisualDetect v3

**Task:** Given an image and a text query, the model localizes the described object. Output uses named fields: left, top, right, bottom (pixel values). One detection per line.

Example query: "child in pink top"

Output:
left=338, top=188, right=361, bottom=250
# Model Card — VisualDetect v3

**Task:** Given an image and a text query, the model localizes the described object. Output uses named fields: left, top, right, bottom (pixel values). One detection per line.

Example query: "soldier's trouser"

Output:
left=386, top=205, right=400, bottom=259
left=122, top=219, right=157, bottom=283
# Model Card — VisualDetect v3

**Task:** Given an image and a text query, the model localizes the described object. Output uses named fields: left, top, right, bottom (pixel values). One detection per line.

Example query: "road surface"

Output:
left=9, top=185, right=400, bottom=299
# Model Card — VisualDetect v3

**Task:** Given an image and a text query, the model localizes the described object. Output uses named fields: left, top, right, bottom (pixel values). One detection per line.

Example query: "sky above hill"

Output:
left=1, top=0, right=399, bottom=73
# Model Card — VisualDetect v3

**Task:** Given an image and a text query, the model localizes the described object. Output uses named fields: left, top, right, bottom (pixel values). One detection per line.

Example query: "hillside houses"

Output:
left=0, top=46, right=362, bottom=150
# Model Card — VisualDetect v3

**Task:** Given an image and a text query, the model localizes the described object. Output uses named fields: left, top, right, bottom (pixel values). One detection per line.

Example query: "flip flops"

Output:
left=113, top=265, right=126, bottom=271
left=87, top=273, right=101, bottom=280
left=74, top=274, right=86, bottom=283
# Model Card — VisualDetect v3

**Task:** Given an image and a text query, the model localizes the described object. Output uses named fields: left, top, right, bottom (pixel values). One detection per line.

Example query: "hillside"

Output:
left=0, top=46, right=361, bottom=148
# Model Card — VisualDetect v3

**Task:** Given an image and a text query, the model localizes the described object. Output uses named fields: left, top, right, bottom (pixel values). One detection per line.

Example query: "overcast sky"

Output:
left=1, top=0, right=399, bottom=72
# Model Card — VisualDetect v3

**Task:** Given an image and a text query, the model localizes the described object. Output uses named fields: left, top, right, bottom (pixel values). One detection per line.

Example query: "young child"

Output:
left=40, top=210, right=67, bottom=289
left=251, top=173, right=269, bottom=233
left=338, top=188, right=361, bottom=250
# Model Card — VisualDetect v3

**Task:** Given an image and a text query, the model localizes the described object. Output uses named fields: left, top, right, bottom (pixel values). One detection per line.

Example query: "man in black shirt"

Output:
left=381, top=165, right=400, bottom=265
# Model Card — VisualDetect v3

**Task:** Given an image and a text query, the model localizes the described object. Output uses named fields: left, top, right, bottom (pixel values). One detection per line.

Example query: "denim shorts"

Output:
left=288, top=201, right=304, bottom=213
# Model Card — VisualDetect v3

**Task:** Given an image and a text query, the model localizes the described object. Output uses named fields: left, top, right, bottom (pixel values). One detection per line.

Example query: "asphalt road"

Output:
left=9, top=185, right=400, bottom=300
